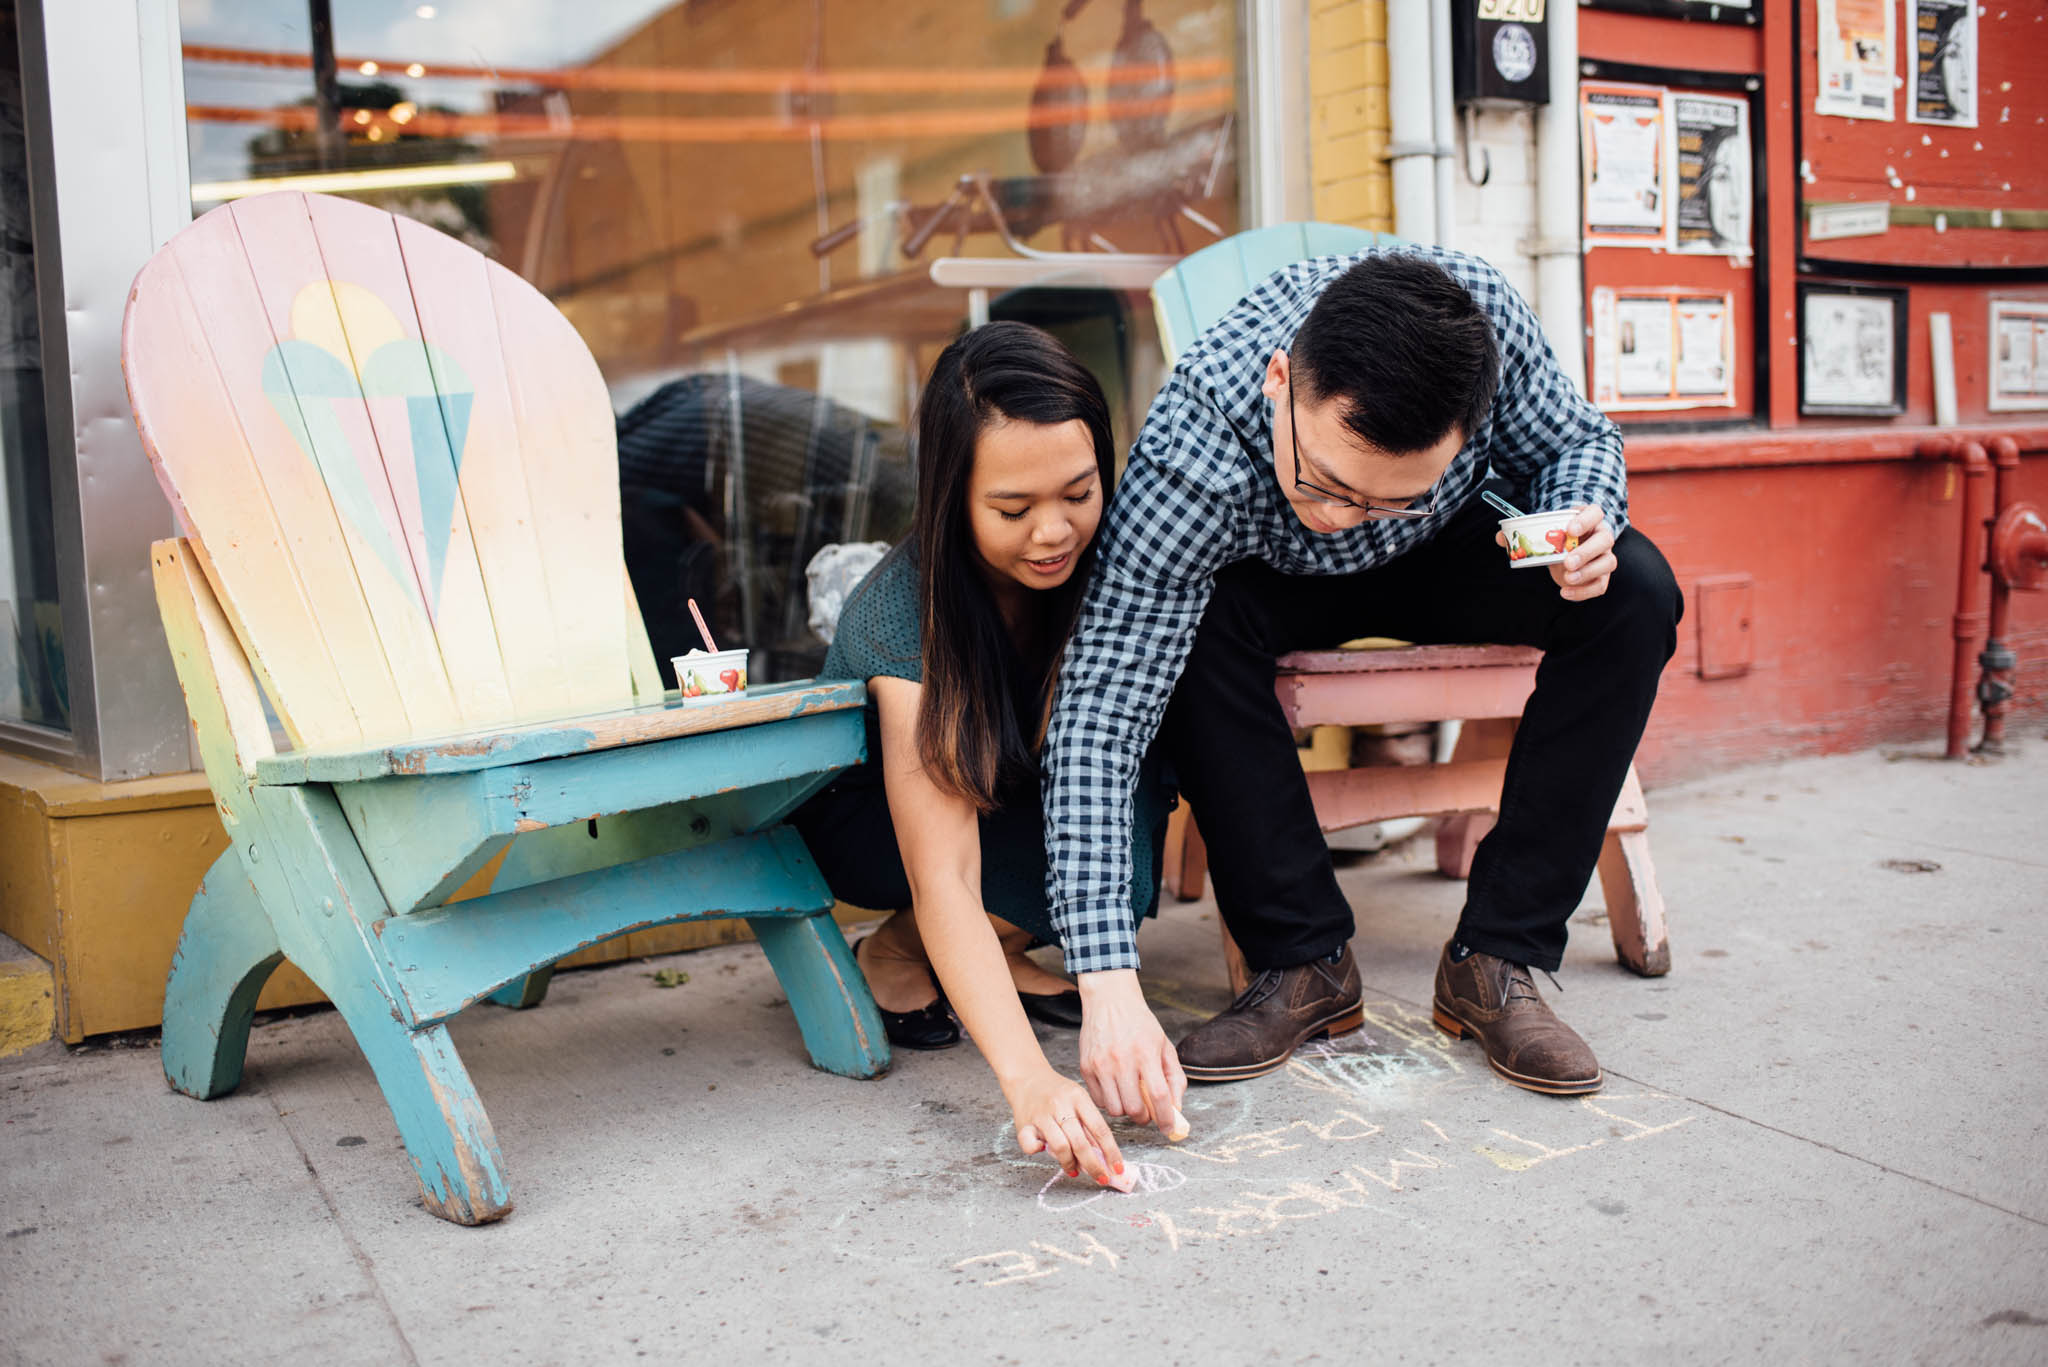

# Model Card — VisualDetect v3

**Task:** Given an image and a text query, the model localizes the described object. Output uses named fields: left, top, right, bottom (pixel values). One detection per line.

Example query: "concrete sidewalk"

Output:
left=3, top=744, right=2044, bottom=1366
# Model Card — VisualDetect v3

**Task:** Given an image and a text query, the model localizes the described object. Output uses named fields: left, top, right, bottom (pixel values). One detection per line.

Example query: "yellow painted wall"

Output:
left=0, top=752, right=868, bottom=1043
left=1309, top=0, right=1392, bottom=232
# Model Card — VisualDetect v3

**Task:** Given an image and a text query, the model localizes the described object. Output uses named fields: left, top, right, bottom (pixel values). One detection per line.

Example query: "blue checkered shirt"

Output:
left=1042, top=244, right=1629, bottom=974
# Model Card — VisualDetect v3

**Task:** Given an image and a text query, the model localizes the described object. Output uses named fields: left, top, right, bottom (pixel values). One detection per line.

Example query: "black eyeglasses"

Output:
left=1285, top=376, right=1439, bottom=520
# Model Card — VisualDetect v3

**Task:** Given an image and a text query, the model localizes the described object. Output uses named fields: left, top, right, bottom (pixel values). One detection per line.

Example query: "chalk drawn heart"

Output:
left=1035, top=1162, right=1186, bottom=1211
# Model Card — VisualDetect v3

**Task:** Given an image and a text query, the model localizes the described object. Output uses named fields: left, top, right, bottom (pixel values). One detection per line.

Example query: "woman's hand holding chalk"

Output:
left=1007, top=1067, right=1126, bottom=1189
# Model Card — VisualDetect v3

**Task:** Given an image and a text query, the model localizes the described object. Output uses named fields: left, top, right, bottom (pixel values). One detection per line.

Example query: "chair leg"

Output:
left=747, top=912, right=890, bottom=1079
left=248, top=784, right=513, bottom=1224
left=1434, top=813, right=1494, bottom=879
left=328, top=995, right=514, bottom=1224
left=1434, top=717, right=1516, bottom=878
left=162, top=849, right=284, bottom=1100
left=1598, top=829, right=1671, bottom=978
left=487, top=968, right=555, bottom=1010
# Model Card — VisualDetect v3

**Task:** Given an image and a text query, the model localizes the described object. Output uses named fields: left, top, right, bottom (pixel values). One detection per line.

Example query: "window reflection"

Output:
left=180, top=0, right=1236, bottom=680
left=0, top=0, right=63, bottom=732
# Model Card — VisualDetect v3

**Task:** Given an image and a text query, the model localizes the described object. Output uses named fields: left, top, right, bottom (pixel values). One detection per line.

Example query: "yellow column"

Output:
left=1309, top=0, right=1393, bottom=232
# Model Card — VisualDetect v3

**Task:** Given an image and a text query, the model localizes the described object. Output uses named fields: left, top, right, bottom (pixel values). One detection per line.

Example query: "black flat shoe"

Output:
left=876, top=1000, right=962, bottom=1050
left=1018, top=988, right=1085, bottom=1029
left=854, top=937, right=961, bottom=1050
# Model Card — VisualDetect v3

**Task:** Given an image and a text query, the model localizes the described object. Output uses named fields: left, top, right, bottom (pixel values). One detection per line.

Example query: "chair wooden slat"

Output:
left=128, top=253, right=362, bottom=749
left=486, top=260, right=634, bottom=713
left=1152, top=269, right=1200, bottom=363
left=300, top=194, right=519, bottom=729
left=225, top=193, right=466, bottom=738
left=140, top=211, right=412, bottom=747
left=1173, top=251, right=1255, bottom=351
left=389, top=212, right=576, bottom=720
left=1302, top=223, right=1387, bottom=258
left=253, top=678, right=867, bottom=785
left=1231, top=223, right=1314, bottom=290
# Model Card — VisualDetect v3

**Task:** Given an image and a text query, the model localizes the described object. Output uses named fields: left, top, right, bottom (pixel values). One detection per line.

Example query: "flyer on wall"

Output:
left=1580, top=83, right=1669, bottom=248
left=1591, top=287, right=1737, bottom=412
left=1815, top=0, right=1894, bottom=120
left=1907, top=0, right=1976, bottom=127
left=1989, top=300, right=2048, bottom=412
left=1672, top=94, right=1752, bottom=256
left=1803, top=292, right=1897, bottom=410
left=1674, top=297, right=1734, bottom=397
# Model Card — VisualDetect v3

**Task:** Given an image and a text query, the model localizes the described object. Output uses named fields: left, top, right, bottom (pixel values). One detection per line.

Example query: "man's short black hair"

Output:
left=1289, top=253, right=1502, bottom=456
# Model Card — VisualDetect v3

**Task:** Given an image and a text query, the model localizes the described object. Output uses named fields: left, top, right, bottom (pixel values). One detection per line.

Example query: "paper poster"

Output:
left=1674, top=297, right=1734, bottom=396
left=1581, top=83, right=1669, bottom=248
left=1615, top=296, right=1675, bottom=396
left=1907, top=0, right=1976, bottom=127
left=1816, top=0, right=1895, bottom=121
left=1591, top=287, right=1737, bottom=412
left=1672, top=94, right=1751, bottom=256
left=1802, top=291, right=1898, bottom=411
left=1989, top=299, right=2048, bottom=412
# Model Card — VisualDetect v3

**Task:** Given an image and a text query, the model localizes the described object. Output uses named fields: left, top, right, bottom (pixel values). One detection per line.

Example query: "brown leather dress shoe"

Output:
left=1177, top=945, right=1364, bottom=1082
left=1432, top=942, right=1602, bottom=1095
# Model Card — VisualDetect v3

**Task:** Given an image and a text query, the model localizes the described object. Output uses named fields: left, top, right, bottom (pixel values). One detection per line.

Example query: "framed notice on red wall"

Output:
left=1578, top=59, right=1766, bottom=426
left=1798, top=0, right=2048, bottom=274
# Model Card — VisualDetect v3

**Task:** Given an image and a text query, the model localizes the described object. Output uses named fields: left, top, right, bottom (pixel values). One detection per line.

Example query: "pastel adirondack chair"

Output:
left=124, top=191, right=888, bottom=1225
left=1150, top=222, right=1670, bottom=984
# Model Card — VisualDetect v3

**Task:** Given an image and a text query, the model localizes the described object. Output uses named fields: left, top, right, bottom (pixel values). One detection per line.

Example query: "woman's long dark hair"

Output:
left=913, top=322, right=1116, bottom=812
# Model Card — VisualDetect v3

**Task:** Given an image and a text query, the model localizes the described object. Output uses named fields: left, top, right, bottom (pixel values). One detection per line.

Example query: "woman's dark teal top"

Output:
left=791, top=545, right=1172, bottom=945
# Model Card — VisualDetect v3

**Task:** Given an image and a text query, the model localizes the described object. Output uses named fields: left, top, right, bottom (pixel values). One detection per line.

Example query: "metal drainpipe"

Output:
left=1532, top=0, right=1584, bottom=391
left=1920, top=438, right=1993, bottom=758
left=1429, top=0, right=1458, bottom=248
left=1386, top=0, right=1439, bottom=244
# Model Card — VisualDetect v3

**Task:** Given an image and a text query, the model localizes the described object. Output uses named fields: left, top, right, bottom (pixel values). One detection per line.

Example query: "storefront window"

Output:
left=180, top=0, right=1237, bottom=679
left=0, top=0, right=64, bottom=732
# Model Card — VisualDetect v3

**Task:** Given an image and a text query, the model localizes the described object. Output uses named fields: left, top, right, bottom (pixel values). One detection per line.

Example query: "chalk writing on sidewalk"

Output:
left=951, top=1002, right=1697, bottom=1290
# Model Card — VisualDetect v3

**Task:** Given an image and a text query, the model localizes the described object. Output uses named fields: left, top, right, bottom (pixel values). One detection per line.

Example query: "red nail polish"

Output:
left=1115, top=1162, right=1125, bottom=1174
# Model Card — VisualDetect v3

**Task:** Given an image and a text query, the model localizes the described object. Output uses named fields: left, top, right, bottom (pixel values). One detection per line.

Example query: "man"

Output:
left=1042, top=247, right=1681, bottom=1127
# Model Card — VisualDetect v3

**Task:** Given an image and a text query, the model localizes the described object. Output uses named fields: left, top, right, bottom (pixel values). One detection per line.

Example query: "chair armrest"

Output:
left=152, top=537, right=276, bottom=829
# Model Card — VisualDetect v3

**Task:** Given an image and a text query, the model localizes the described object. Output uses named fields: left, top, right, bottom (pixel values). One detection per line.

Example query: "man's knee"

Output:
left=1605, top=529, right=1683, bottom=658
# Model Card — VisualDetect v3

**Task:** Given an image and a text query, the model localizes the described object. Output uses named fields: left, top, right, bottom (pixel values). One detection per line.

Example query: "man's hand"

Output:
left=1077, top=970, right=1189, bottom=1140
left=1495, top=503, right=1617, bottom=602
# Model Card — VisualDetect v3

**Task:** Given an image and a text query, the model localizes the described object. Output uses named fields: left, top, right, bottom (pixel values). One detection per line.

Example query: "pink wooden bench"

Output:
left=1171, top=644, right=1670, bottom=982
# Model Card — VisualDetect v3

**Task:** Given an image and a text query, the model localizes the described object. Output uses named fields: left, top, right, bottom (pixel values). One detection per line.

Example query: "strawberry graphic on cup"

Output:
left=720, top=668, right=743, bottom=693
left=1498, top=510, right=1579, bottom=568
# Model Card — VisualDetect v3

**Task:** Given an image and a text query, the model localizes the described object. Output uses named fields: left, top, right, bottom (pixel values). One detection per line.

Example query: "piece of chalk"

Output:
left=1105, top=1164, right=1138, bottom=1193
left=1165, top=1108, right=1190, bottom=1143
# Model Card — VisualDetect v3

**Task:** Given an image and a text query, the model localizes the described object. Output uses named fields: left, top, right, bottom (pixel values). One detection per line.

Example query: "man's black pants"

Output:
left=1158, top=493, right=1682, bottom=975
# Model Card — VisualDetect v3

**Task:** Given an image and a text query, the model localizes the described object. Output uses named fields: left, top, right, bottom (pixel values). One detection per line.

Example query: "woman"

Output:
left=792, top=322, right=1173, bottom=1187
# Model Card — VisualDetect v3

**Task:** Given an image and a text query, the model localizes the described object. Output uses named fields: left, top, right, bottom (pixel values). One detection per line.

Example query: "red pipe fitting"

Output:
left=1977, top=437, right=2047, bottom=755
left=1919, top=437, right=1993, bottom=758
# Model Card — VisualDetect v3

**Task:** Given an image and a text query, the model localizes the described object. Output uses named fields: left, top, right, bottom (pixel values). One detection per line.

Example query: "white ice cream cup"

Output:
left=671, top=647, right=750, bottom=704
left=1498, top=510, right=1581, bottom=569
